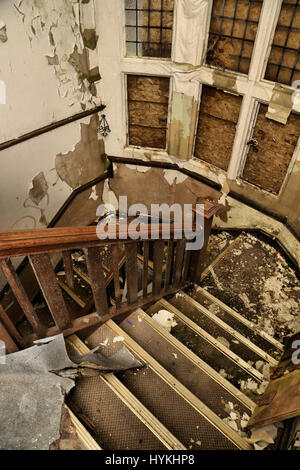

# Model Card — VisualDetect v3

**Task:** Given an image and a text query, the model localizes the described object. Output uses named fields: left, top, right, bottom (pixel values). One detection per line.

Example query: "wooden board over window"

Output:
left=242, top=105, right=300, bottom=194
left=265, top=1, right=300, bottom=86
left=127, top=75, right=170, bottom=149
left=194, top=86, right=242, bottom=171
left=206, top=0, right=263, bottom=75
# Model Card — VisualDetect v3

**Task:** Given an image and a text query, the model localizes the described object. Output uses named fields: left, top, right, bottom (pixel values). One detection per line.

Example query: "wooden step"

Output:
left=193, top=286, right=283, bottom=356
left=148, top=299, right=264, bottom=387
left=83, top=321, right=252, bottom=450
left=119, top=308, right=255, bottom=416
left=66, top=335, right=185, bottom=450
left=169, top=291, right=278, bottom=367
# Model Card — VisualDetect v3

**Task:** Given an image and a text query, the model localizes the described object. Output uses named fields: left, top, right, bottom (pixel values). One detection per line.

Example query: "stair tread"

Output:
left=149, top=299, right=264, bottom=388
left=67, top=334, right=183, bottom=450
left=169, top=292, right=277, bottom=367
left=193, top=286, right=283, bottom=356
left=91, top=320, right=251, bottom=449
left=68, top=375, right=168, bottom=450
left=120, top=309, right=254, bottom=419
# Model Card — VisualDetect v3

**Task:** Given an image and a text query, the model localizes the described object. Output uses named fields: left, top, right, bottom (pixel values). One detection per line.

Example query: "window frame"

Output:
left=96, top=0, right=300, bottom=198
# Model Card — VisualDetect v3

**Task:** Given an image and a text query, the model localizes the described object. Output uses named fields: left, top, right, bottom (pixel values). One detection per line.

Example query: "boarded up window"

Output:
left=206, top=0, right=263, bottom=75
left=194, top=86, right=242, bottom=171
left=265, top=1, right=300, bottom=86
left=127, top=75, right=170, bottom=149
left=125, top=0, right=174, bottom=58
left=242, top=105, right=300, bottom=194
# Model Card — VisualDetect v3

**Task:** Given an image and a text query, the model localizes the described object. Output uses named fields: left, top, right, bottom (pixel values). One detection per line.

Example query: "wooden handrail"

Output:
left=0, top=202, right=220, bottom=351
left=0, top=223, right=198, bottom=258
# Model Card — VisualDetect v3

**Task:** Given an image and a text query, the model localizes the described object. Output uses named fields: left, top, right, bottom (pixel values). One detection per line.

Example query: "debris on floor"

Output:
left=0, top=334, right=142, bottom=450
left=152, top=310, right=178, bottom=332
left=201, top=231, right=300, bottom=341
left=246, top=422, right=283, bottom=450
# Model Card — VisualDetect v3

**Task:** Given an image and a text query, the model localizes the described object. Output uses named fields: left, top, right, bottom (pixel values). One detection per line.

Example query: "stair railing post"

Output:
left=187, top=202, right=220, bottom=283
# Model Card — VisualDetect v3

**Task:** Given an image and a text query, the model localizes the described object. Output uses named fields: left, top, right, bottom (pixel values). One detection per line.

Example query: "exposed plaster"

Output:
left=0, top=19, right=7, bottom=42
left=125, top=164, right=150, bottom=173
left=102, top=179, right=118, bottom=211
left=28, top=171, right=49, bottom=205
left=163, top=169, right=188, bottom=186
left=55, top=115, right=105, bottom=189
left=89, top=185, right=98, bottom=201
left=266, top=84, right=294, bottom=125
left=212, top=70, right=238, bottom=96
left=168, top=92, right=198, bottom=160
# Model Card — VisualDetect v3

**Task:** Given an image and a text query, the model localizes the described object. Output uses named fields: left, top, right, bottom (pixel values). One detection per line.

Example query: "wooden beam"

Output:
left=29, top=254, right=72, bottom=331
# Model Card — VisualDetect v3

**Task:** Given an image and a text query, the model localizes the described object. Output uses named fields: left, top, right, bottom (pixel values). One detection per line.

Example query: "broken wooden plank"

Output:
left=0, top=302, right=23, bottom=346
left=0, top=259, right=44, bottom=336
left=0, top=319, right=19, bottom=354
left=153, top=240, right=165, bottom=296
left=29, top=254, right=72, bottom=331
left=164, top=240, right=174, bottom=290
left=111, top=245, right=121, bottom=308
left=125, top=243, right=138, bottom=304
left=142, top=241, right=150, bottom=298
left=84, top=247, right=108, bottom=317
left=173, top=240, right=186, bottom=288
left=62, top=250, right=74, bottom=289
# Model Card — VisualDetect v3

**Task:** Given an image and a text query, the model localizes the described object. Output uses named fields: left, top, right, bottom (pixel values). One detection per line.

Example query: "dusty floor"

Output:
left=199, top=231, right=300, bottom=342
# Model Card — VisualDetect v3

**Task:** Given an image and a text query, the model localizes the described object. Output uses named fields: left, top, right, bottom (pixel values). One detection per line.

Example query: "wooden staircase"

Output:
left=0, top=206, right=287, bottom=450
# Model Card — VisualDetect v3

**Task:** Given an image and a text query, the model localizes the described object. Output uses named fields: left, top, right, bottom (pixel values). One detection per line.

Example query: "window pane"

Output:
left=125, top=0, right=174, bottom=58
left=206, top=0, right=263, bottom=75
left=265, top=1, right=300, bottom=86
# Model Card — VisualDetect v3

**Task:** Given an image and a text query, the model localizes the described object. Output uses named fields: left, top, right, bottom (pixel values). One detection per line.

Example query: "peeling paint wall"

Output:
left=0, top=0, right=104, bottom=233
left=109, top=163, right=300, bottom=268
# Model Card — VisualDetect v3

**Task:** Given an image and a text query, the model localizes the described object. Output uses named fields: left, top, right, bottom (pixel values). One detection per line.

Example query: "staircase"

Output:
left=0, top=209, right=293, bottom=450
left=64, top=277, right=283, bottom=450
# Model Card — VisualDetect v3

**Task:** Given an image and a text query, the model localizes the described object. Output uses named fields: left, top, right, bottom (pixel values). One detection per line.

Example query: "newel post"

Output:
left=187, top=201, right=221, bottom=283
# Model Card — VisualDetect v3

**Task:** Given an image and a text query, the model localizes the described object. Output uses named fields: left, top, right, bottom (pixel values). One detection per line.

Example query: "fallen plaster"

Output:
left=152, top=310, right=178, bottom=332
left=13, top=0, right=100, bottom=109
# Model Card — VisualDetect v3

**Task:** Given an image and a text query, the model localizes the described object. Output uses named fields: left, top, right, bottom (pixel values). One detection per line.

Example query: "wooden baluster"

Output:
left=182, top=244, right=191, bottom=282
left=0, top=320, right=19, bottom=354
left=125, top=243, right=138, bottom=304
left=0, top=302, right=23, bottom=346
left=0, top=259, right=45, bottom=336
left=173, top=240, right=185, bottom=287
left=29, top=254, right=72, bottom=331
left=142, top=241, right=149, bottom=298
left=153, top=240, right=165, bottom=295
left=84, top=247, right=108, bottom=316
left=111, top=245, right=121, bottom=309
left=62, top=250, right=74, bottom=289
left=164, top=240, right=174, bottom=290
